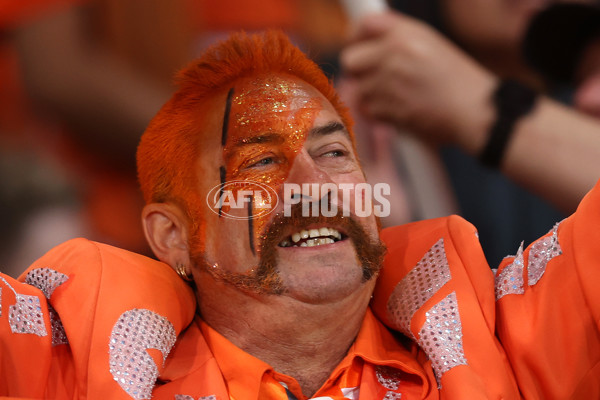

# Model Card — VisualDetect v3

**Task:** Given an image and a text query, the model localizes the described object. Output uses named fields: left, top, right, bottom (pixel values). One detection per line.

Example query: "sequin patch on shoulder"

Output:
left=384, top=393, right=402, bottom=399
left=495, top=243, right=525, bottom=301
left=528, top=222, right=562, bottom=286
left=417, top=292, right=467, bottom=384
left=376, top=365, right=403, bottom=399
left=25, top=268, right=69, bottom=345
left=109, top=309, right=177, bottom=400
left=47, top=306, right=68, bottom=346
left=376, top=365, right=402, bottom=390
left=25, top=268, right=69, bottom=299
left=386, top=239, right=451, bottom=338
left=9, top=294, right=48, bottom=336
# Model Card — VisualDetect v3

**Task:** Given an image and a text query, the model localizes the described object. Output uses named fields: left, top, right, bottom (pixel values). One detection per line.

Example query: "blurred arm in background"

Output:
left=341, top=11, right=600, bottom=215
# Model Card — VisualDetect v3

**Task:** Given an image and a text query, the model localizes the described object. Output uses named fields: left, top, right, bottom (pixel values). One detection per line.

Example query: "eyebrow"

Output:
left=308, top=121, right=348, bottom=138
left=230, top=133, right=286, bottom=149
left=228, top=121, right=348, bottom=150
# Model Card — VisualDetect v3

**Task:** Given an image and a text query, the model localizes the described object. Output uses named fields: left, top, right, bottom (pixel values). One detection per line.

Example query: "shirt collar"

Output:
left=199, top=317, right=271, bottom=399
left=199, top=307, right=429, bottom=399
left=326, top=308, right=428, bottom=389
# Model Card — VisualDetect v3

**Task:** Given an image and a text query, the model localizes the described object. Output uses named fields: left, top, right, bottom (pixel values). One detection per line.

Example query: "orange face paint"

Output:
left=187, top=72, right=384, bottom=295
left=221, top=74, right=324, bottom=254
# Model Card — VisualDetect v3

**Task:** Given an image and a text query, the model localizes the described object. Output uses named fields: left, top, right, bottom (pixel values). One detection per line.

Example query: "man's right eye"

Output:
left=256, top=157, right=275, bottom=165
left=246, top=156, right=278, bottom=169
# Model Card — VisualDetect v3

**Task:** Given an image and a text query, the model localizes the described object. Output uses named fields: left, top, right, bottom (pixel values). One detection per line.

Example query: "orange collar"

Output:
left=198, top=307, right=431, bottom=399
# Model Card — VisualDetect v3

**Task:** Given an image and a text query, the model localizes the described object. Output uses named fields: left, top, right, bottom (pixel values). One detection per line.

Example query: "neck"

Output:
left=195, top=270, right=374, bottom=397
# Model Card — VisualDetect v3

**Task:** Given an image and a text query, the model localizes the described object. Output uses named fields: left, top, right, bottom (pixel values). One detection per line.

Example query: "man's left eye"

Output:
left=322, top=150, right=347, bottom=158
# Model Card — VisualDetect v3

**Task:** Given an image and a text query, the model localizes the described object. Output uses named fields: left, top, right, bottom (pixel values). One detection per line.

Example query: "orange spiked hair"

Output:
left=137, top=30, right=354, bottom=209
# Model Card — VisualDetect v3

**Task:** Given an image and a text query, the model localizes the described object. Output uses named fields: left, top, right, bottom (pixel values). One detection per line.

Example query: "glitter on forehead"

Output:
left=232, top=75, right=316, bottom=127
left=233, top=75, right=309, bottom=103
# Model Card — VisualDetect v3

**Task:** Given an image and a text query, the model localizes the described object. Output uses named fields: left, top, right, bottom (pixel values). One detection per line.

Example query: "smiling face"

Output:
left=188, top=73, right=385, bottom=303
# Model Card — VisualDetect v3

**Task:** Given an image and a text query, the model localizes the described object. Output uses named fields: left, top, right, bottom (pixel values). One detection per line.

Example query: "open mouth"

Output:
left=278, top=227, right=345, bottom=248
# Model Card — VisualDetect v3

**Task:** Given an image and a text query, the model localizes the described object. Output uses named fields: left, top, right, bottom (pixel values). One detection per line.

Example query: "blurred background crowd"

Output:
left=2, top=0, right=600, bottom=277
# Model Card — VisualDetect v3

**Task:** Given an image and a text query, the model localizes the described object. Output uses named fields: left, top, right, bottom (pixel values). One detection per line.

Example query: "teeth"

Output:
left=283, top=227, right=343, bottom=248
left=318, top=238, right=334, bottom=245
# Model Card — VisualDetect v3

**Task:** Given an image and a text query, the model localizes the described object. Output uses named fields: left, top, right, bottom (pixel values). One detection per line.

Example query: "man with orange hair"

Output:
left=1, top=31, right=600, bottom=399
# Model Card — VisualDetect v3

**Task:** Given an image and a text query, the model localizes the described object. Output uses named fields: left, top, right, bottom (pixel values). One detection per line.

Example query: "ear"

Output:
left=142, top=202, right=190, bottom=268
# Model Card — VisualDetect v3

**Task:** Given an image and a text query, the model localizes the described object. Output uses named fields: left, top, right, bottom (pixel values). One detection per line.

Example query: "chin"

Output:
left=279, top=262, right=371, bottom=305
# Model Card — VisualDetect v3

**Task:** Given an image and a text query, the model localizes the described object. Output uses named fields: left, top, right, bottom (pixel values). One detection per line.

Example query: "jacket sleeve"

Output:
left=372, top=179, right=600, bottom=399
left=0, top=238, right=197, bottom=399
left=494, top=179, right=600, bottom=399
left=371, top=216, right=521, bottom=399
left=0, top=271, right=54, bottom=399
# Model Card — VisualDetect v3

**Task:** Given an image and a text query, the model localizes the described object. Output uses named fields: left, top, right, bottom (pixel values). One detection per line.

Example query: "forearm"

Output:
left=503, top=99, right=600, bottom=213
left=459, top=92, right=600, bottom=214
left=341, top=11, right=600, bottom=214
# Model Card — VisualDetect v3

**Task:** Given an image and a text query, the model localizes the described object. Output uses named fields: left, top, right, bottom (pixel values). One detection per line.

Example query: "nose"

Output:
left=283, top=148, right=335, bottom=204
left=574, top=73, right=600, bottom=119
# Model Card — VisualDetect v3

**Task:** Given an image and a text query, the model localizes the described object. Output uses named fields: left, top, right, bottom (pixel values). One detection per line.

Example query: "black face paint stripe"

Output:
left=218, top=87, right=233, bottom=217
left=321, top=189, right=333, bottom=206
left=248, top=196, right=256, bottom=256
left=222, top=87, right=234, bottom=146
left=220, top=86, right=254, bottom=254
left=218, top=166, right=226, bottom=218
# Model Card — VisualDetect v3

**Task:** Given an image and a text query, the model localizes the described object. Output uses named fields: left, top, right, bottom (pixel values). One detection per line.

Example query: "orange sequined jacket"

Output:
left=1, top=180, right=600, bottom=399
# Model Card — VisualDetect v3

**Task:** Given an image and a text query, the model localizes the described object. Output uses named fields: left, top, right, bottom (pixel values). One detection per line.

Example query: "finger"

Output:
left=342, top=12, right=417, bottom=75
left=340, top=40, right=386, bottom=75
left=354, top=72, right=403, bottom=122
left=360, top=96, right=402, bottom=127
left=355, top=53, right=409, bottom=100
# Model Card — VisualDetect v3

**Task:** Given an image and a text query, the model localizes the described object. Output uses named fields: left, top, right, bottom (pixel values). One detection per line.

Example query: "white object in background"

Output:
left=340, top=0, right=388, bottom=21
